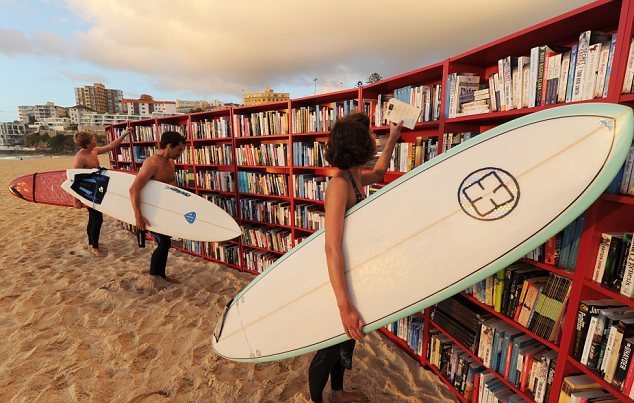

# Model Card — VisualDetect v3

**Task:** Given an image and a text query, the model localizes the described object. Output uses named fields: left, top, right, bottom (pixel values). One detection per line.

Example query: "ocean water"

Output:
left=0, top=152, right=60, bottom=160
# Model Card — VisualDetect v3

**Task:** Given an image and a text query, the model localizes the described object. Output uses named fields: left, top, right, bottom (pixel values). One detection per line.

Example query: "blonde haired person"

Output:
left=72, top=128, right=131, bottom=256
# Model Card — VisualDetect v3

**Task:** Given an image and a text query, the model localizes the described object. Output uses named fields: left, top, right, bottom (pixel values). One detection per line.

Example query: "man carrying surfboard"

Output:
left=129, top=131, right=186, bottom=283
left=307, top=113, right=402, bottom=403
left=73, top=127, right=131, bottom=256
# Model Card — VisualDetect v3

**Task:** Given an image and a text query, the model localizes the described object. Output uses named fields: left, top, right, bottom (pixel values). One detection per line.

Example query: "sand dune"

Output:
left=0, top=156, right=456, bottom=402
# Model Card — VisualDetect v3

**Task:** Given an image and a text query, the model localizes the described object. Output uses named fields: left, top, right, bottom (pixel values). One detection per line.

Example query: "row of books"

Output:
left=591, top=232, right=634, bottom=297
left=237, top=172, right=289, bottom=197
left=293, top=141, right=328, bottom=167
left=191, top=117, right=231, bottom=140
left=234, top=111, right=289, bottom=137
left=445, top=30, right=618, bottom=119
left=177, top=146, right=194, bottom=164
left=573, top=299, right=634, bottom=397
left=428, top=331, right=531, bottom=403
left=132, top=145, right=156, bottom=164
left=440, top=132, right=478, bottom=153
left=432, top=295, right=557, bottom=402
left=196, top=171, right=235, bottom=193
left=132, top=125, right=156, bottom=142
left=192, top=144, right=234, bottom=166
left=524, top=214, right=585, bottom=271
left=241, top=226, right=292, bottom=254
left=175, top=168, right=194, bottom=189
left=385, top=137, right=438, bottom=173
left=243, top=249, right=278, bottom=273
left=621, top=37, right=634, bottom=95
left=202, top=194, right=237, bottom=218
left=383, top=314, right=425, bottom=356
left=205, top=241, right=240, bottom=266
left=236, top=143, right=287, bottom=167
left=117, top=147, right=132, bottom=163
left=158, top=124, right=187, bottom=138
left=295, top=203, right=325, bottom=232
left=290, top=100, right=358, bottom=134
left=293, top=174, right=329, bottom=201
left=239, top=198, right=291, bottom=227
left=374, top=84, right=442, bottom=126
left=465, top=264, right=572, bottom=342
left=558, top=374, right=619, bottom=402
left=606, top=145, right=634, bottom=196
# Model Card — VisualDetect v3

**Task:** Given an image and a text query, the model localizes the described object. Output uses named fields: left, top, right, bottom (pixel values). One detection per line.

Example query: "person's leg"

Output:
left=330, top=340, right=367, bottom=402
left=308, top=344, right=341, bottom=402
left=90, top=209, right=103, bottom=249
left=149, top=232, right=172, bottom=279
left=87, top=208, right=103, bottom=256
left=86, top=208, right=95, bottom=246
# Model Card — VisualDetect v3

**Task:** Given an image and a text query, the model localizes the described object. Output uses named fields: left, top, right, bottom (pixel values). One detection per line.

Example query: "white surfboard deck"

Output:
left=62, top=168, right=241, bottom=242
left=211, top=103, right=634, bottom=363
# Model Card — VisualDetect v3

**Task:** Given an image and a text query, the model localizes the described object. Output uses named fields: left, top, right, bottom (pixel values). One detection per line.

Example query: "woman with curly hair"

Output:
left=308, top=112, right=402, bottom=403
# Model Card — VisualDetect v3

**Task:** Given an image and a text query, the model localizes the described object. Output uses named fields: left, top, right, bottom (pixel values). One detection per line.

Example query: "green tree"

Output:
left=367, top=73, right=382, bottom=84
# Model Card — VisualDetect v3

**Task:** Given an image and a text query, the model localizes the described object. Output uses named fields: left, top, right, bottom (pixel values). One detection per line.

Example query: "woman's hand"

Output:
left=389, top=120, right=403, bottom=140
left=339, top=303, right=365, bottom=341
left=135, top=215, right=150, bottom=231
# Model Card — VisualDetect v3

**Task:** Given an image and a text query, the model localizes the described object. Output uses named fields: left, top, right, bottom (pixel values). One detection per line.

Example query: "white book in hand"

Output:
left=383, top=98, right=422, bottom=130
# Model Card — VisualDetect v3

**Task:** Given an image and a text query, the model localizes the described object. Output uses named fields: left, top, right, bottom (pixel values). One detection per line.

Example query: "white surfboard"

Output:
left=62, top=168, right=241, bottom=242
left=212, top=103, right=634, bottom=362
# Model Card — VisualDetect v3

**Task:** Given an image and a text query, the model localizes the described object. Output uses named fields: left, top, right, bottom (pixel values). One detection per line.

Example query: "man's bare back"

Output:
left=74, top=148, right=100, bottom=169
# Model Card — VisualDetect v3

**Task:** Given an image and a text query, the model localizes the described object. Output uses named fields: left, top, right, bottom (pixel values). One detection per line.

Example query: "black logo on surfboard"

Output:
left=458, top=168, right=519, bottom=221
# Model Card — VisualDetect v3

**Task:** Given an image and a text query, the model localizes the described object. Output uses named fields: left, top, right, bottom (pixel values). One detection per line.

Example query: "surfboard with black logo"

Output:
left=212, top=103, right=634, bottom=362
left=62, top=168, right=240, bottom=242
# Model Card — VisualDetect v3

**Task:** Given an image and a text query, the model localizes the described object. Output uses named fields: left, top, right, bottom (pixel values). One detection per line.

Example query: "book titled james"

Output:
left=383, top=98, right=422, bottom=130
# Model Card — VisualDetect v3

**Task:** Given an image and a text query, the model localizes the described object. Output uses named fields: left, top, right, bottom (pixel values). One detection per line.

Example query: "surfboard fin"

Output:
left=213, top=298, right=234, bottom=343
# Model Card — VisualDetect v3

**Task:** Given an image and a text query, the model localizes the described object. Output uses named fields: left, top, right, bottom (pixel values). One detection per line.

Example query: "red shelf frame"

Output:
left=105, top=2, right=634, bottom=400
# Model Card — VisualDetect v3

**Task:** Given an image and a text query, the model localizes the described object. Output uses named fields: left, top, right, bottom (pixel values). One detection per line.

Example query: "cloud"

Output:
left=3, top=0, right=596, bottom=98
left=0, top=28, right=67, bottom=57
left=59, top=70, right=106, bottom=83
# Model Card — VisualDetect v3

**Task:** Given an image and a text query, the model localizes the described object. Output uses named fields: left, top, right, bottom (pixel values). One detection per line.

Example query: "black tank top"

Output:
left=345, top=170, right=365, bottom=204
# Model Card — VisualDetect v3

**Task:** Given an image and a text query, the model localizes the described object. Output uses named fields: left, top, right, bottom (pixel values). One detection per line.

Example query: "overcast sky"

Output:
left=0, top=0, right=594, bottom=121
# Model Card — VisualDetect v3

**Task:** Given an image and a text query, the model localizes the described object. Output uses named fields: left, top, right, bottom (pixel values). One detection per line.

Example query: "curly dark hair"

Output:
left=324, top=113, right=375, bottom=170
left=159, top=131, right=186, bottom=149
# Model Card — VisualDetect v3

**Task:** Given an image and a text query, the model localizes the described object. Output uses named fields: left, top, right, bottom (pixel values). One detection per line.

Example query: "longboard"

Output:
left=62, top=168, right=241, bottom=242
left=211, top=103, right=634, bottom=362
left=9, top=170, right=74, bottom=207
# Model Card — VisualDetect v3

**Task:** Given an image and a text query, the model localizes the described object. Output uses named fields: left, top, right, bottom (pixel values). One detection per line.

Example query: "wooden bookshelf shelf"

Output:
left=241, top=244, right=287, bottom=256
left=519, top=258, right=576, bottom=280
left=378, top=327, right=422, bottom=362
left=583, top=279, right=634, bottom=307
left=600, top=192, right=634, bottom=205
left=238, top=192, right=290, bottom=201
left=235, top=134, right=289, bottom=141
left=426, top=363, right=470, bottom=403
left=240, top=218, right=293, bottom=230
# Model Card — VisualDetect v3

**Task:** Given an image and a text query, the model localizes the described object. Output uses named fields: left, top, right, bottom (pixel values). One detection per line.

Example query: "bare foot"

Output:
left=162, top=276, right=180, bottom=284
left=330, top=390, right=368, bottom=403
left=90, top=247, right=104, bottom=257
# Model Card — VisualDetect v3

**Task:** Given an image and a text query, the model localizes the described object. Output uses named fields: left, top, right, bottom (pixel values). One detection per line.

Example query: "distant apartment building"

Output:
left=176, top=100, right=210, bottom=113
left=78, top=111, right=176, bottom=130
left=243, top=86, right=290, bottom=106
left=17, top=102, right=56, bottom=124
left=0, top=121, right=28, bottom=146
left=75, top=83, right=123, bottom=114
left=121, top=94, right=177, bottom=116
left=68, top=105, right=96, bottom=126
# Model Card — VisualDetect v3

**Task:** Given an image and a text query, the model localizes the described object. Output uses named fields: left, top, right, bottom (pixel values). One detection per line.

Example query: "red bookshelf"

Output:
left=105, top=1, right=634, bottom=401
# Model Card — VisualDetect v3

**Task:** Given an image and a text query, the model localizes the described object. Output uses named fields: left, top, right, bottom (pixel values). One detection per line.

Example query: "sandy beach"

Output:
left=0, top=155, right=456, bottom=402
